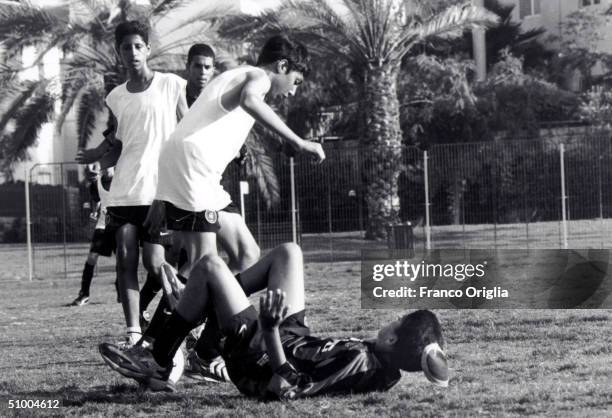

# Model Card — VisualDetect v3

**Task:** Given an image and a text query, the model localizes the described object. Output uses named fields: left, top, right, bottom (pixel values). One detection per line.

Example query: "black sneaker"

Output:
left=70, top=293, right=89, bottom=306
left=99, top=342, right=175, bottom=392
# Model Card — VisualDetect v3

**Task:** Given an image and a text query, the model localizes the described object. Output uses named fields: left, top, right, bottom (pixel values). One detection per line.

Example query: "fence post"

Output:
left=290, top=157, right=297, bottom=244
left=60, top=163, right=68, bottom=279
left=560, top=144, right=568, bottom=249
left=25, top=165, right=33, bottom=281
left=424, top=150, right=431, bottom=250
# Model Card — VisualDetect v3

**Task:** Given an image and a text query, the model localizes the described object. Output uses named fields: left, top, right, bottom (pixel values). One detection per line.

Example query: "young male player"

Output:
left=142, top=42, right=261, bottom=383
left=140, top=36, right=324, bottom=379
left=77, top=20, right=187, bottom=347
left=70, top=165, right=115, bottom=306
left=100, top=243, right=449, bottom=397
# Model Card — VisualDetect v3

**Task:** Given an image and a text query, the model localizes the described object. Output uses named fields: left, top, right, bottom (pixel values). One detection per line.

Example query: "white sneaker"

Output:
left=184, top=352, right=230, bottom=383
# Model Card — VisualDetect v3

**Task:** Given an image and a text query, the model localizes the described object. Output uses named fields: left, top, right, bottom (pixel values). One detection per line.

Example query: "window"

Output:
left=580, top=0, right=601, bottom=7
left=519, top=0, right=541, bottom=18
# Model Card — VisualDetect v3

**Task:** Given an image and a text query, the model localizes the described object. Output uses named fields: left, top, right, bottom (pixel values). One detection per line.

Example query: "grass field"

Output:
left=1, top=252, right=611, bottom=417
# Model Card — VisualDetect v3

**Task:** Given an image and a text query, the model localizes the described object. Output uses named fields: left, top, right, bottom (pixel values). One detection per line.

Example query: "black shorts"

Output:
left=164, top=202, right=230, bottom=233
left=89, top=228, right=114, bottom=257
left=106, top=205, right=162, bottom=244
left=222, top=202, right=240, bottom=215
left=222, top=306, right=309, bottom=390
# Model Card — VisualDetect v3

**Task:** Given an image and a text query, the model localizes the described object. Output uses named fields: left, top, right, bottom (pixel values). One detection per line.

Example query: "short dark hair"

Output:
left=114, top=20, right=150, bottom=50
left=392, top=310, right=444, bottom=371
left=256, top=35, right=310, bottom=76
left=187, top=44, right=215, bottom=64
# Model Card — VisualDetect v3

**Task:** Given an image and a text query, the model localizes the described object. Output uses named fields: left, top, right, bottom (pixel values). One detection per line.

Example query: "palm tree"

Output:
left=219, top=0, right=497, bottom=239
left=0, top=0, right=223, bottom=177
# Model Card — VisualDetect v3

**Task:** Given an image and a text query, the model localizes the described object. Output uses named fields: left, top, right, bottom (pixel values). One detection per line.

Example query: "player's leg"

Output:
left=237, top=242, right=305, bottom=315
left=216, top=210, right=260, bottom=274
left=176, top=230, right=218, bottom=278
left=190, top=210, right=260, bottom=377
left=115, top=223, right=142, bottom=346
left=100, top=252, right=250, bottom=389
left=71, top=251, right=99, bottom=306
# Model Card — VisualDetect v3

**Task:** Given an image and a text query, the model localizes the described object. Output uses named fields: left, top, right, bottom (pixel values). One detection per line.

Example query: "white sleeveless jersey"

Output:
left=105, top=72, right=186, bottom=207
left=156, top=66, right=270, bottom=211
left=95, top=175, right=110, bottom=230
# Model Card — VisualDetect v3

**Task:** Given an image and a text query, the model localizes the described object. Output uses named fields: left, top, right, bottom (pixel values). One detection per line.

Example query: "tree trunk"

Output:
left=361, top=64, right=402, bottom=240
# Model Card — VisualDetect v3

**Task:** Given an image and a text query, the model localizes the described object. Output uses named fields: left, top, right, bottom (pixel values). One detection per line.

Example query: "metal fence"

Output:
left=9, top=134, right=612, bottom=279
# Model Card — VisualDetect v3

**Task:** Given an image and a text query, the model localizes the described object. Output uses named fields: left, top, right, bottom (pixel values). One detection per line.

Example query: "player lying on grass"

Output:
left=99, top=243, right=449, bottom=399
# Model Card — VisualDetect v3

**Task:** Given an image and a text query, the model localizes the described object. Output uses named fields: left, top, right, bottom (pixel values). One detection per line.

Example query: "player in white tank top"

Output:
left=145, top=36, right=326, bottom=336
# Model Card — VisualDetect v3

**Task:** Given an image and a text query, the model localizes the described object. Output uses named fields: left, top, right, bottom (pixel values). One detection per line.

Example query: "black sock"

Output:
left=152, top=309, right=196, bottom=367
left=143, top=297, right=171, bottom=342
left=140, top=273, right=162, bottom=313
left=195, top=309, right=223, bottom=360
left=80, top=262, right=95, bottom=296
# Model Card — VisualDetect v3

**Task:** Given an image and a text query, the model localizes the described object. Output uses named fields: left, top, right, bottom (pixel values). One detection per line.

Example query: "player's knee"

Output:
left=142, top=256, right=163, bottom=276
left=115, top=247, right=136, bottom=271
left=194, top=254, right=226, bottom=277
left=276, top=242, right=303, bottom=263
left=240, top=244, right=260, bottom=269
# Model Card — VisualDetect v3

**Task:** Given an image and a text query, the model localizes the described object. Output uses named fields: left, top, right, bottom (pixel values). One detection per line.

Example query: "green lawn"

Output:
left=1, top=259, right=611, bottom=417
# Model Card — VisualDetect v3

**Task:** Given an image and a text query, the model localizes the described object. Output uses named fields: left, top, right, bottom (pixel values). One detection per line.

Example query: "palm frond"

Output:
left=0, top=2, right=63, bottom=46
left=0, top=92, right=55, bottom=167
left=149, top=0, right=189, bottom=19
left=389, top=3, right=499, bottom=62
left=77, top=85, right=105, bottom=148
left=0, top=80, right=44, bottom=136
left=56, top=73, right=97, bottom=133
left=245, top=133, right=280, bottom=209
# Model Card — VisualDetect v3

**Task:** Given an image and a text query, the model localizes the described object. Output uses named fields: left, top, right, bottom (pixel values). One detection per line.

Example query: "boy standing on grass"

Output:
left=70, top=165, right=115, bottom=306
left=77, top=20, right=187, bottom=348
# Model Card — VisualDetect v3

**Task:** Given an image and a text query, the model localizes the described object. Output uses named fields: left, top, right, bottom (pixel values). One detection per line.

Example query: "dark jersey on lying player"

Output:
left=224, top=318, right=401, bottom=400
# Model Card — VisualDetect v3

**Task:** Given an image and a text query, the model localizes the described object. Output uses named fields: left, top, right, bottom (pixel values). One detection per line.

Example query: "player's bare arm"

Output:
left=176, top=91, right=188, bottom=121
left=239, top=71, right=325, bottom=164
left=75, top=110, right=121, bottom=165
left=259, top=289, right=290, bottom=370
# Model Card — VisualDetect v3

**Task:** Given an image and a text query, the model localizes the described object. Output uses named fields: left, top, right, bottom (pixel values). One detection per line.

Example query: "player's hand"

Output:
left=76, top=148, right=101, bottom=164
left=300, top=140, right=325, bottom=164
left=160, top=263, right=185, bottom=310
left=259, top=289, right=289, bottom=331
left=144, top=200, right=166, bottom=236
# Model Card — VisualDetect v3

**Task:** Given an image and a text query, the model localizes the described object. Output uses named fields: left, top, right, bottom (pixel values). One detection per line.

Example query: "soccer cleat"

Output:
left=70, top=293, right=89, bottom=306
left=421, top=342, right=449, bottom=387
left=99, top=342, right=175, bottom=392
left=184, top=352, right=230, bottom=383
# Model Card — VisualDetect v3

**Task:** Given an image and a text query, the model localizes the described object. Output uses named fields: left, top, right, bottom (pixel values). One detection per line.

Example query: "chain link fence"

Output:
left=4, top=133, right=612, bottom=279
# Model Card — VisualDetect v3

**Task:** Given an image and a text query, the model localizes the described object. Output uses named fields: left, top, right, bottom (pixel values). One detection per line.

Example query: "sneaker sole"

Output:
left=99, top=344, right=148, bottom=381
left=98, top=343, right=176, bottom=392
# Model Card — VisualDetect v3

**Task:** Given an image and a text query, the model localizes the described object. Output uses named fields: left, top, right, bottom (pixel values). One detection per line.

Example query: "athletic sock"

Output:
left=139, top=273, right=162, bottom=313
left=80, top=262, right=95, bottom=296
left=126, top=326, right=142, bottom=345
left=195, top=310, right=223, bottom=361
left=143, top=297, right=171, bottom=342
left=152, top=309, right=196, bottom=368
